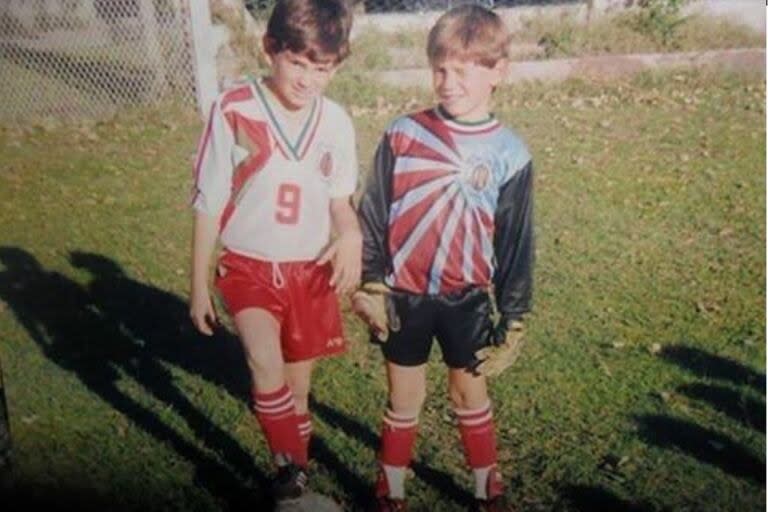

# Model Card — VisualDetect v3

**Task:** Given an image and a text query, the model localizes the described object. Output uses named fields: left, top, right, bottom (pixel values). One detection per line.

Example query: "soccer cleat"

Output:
left=475, top=467, right=509, bottom=512
left=486, top=466, right=504, bottom=498
left=371, top=470, right=407, bottom=511
left=271, top=463, right=308, bottom=501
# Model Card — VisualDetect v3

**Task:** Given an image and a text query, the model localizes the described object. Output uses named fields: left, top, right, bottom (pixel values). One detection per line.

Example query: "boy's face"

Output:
left=431, top=57, right=505, bottom=122
left=265, top=46, right=338, bottom=110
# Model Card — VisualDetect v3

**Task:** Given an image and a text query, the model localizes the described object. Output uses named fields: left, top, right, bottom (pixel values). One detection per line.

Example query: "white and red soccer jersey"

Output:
left=192, top=78, right=358, bottom=262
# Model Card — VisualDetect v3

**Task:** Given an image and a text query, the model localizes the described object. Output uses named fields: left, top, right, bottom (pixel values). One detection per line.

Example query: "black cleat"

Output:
left=271, top=463, right=308, bottom=501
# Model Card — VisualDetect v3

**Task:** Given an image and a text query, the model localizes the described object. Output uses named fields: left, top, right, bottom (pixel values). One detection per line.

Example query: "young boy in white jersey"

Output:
left=189, top=0, right=360, bottom=501
left=354, top=6, right=534, bottom=512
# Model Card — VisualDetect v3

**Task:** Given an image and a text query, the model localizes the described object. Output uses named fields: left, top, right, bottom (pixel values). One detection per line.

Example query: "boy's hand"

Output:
left=469, top=319, right=525, bottom=377
left=317, top=231, right=362, bottom=295
left=351, top=282, right=400, bottom=342
left=190, top=288, right=218, bottom=336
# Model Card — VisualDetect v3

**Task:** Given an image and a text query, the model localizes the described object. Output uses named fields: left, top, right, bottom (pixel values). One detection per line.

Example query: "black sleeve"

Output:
left=359, top=133, right=395, bottom=283
left=493, top=160, right=534, bottom=321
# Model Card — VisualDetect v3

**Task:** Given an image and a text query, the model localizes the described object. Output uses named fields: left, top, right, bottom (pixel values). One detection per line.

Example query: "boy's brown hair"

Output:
left=427, top=5, right=510, bottom=68
left=264, top=0, right=353, bottom=63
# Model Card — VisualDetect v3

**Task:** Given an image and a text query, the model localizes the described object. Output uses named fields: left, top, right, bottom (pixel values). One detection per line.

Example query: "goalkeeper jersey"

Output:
left=192, top=78, right=358, bottom=262
left=359, top=107, right=534, bottom=320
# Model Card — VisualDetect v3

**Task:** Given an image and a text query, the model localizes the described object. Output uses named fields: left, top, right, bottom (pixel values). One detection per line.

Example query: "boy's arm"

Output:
left=317, top=110, right=362, bottom=295
left=352, top=133, right=399, bottom=341
left=318, top=197, right=362, bottom=295
left=493, top=160, right=534, bottom=322
left=470, top=160, right=533, bottom=376
left=189, top=97, right=235, bottom=335
left=190, top=211, right=219, bottom=335
left=359, top=134, right=395, bottom=284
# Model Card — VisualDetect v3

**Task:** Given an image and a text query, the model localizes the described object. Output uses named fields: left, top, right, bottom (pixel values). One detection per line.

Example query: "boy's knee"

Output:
left=246, top=354, right=285, bottom=392
left=448, top=385, right=488, bottom=411
left=247, top=354, right=279, bottom=376
left=389, top=388, right=426, bottom=416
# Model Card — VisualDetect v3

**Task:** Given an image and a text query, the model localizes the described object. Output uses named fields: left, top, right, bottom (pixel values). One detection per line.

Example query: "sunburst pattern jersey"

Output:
left=192, top=78, right=358, bottom=262
left=360, top=107, right=534, bottom=319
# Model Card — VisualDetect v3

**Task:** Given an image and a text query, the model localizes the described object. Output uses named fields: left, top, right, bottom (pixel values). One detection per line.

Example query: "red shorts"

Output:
left=214, top=251, right=346, bottom=362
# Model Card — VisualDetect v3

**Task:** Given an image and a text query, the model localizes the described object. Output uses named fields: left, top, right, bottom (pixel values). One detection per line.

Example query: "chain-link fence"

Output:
left=0, top=0, right=591, bottom=122
left=0, top=0, right=198, bottom=122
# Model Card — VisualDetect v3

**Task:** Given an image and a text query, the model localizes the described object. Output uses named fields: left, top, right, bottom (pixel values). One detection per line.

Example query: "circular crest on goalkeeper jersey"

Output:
left=468, top=163, right=491, bottom=191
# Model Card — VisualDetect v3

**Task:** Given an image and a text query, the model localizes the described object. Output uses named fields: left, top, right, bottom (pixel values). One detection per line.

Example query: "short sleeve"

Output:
left=328, top=110, right=359, bottom=199
left=191, top=98, right=236, bottom=217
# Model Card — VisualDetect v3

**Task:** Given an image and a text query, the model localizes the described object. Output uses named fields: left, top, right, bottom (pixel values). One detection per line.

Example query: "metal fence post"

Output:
left=188, top=0, right=219, bottom=117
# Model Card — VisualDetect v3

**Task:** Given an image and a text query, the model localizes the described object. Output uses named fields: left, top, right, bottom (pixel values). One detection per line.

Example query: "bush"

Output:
left=630, top=0, right=690, bottom=48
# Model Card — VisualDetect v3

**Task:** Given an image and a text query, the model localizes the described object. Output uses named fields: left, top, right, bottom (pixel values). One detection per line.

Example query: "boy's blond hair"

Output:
left=427, top=5, right=510, bottom=68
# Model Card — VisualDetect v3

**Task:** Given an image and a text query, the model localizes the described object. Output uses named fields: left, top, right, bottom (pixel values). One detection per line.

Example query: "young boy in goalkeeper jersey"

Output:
left=189, top=0, right=361, bottom=501
left=354, top=5, right=534, bottom=511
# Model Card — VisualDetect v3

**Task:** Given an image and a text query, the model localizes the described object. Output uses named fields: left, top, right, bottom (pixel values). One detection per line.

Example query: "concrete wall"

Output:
left=351, top=0, right=765, bottom=36
left=684, top=0, right=765, bottom=34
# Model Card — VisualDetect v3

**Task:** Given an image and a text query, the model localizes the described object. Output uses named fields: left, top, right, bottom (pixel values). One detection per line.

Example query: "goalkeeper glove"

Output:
left=468, top=317, right=525, bottom=377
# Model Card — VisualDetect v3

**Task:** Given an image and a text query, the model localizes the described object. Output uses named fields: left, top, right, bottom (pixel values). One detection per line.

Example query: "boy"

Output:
left=189, top=0, right=360, bottom=501
left=354, top=5, right=534, bottom=511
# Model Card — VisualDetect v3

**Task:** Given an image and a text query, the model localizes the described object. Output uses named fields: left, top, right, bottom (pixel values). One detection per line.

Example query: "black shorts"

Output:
left=378, top=286, right=493, bottom=369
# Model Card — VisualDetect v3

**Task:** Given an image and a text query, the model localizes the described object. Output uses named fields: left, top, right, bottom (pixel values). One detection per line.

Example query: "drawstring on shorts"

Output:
left=271, top=262, right=285, bottom=289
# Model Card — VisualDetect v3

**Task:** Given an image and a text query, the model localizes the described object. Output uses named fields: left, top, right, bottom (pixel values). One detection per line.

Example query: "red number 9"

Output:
left=276, top=183, right=301, bottom=224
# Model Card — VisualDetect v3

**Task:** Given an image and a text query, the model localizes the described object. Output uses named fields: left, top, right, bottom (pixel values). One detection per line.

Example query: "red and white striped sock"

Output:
left=297, top=412, right=312, bottom=463
left=455, top=401, right=503, bottom=500
left=252, top=385, right=306, bottom=468
left=377, top=409, right=418, bottom=499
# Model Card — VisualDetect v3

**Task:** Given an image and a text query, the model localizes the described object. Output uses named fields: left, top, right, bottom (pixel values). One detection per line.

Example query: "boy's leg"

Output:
left=376, top=362, right=427, bottom=501
left=448, top=369, right=503, bottom=501
left=284, top=359, right=315, bottom=465
left=235, top=308, right=305, bottom=469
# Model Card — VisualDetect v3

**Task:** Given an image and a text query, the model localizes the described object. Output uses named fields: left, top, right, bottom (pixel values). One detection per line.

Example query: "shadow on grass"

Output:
left=1, top=247, right=478, bottom=508
left=311, top=398, right=475, bottom=508
left=660, top=345, right=766, bottom=395
left=633, top=346, right=766, bottom=486
left=635, top=414, right=765, bottom=484
left=677, top=382, right=765, bottom=433
left=0, top=247, right=267, bottom=510
left=558, top=484, right=660, bottom=512
left=68, top=251, right=251, bottom=400
left=4, top=481, right=118, bottom=511
left=559, top=346, right=765, bottom=510
left=309, top=435, right=371, bottom=508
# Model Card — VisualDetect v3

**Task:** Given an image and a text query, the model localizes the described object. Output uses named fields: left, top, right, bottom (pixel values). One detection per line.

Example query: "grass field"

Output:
left=0, top=69, right=764, bottom=511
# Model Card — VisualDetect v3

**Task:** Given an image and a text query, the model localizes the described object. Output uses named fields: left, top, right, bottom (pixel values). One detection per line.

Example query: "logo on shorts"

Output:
left=326, top=336, right=344, bottom=348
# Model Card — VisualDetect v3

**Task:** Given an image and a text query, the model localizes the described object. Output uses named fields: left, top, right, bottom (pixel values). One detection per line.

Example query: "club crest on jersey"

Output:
left=315, top=145, right=334, bottom=181
left=467, top=163, right=491, bottom=191
left=320, top=151, right=333, bottom=177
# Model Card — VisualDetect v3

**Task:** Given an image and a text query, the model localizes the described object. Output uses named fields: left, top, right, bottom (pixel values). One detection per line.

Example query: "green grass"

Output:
left=0, top=69, right=764, bottom=511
